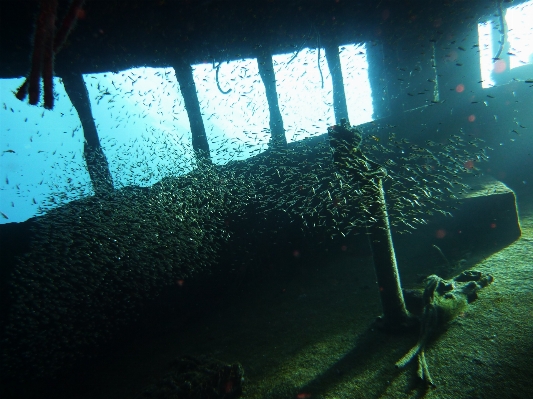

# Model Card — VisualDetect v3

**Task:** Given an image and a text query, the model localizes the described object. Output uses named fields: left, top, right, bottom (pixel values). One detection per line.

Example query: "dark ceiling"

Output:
left=0, top=0, right=513, bottom=78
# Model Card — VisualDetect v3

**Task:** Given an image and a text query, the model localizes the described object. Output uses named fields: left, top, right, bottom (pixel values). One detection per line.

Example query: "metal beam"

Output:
left=61, top=72, right=114, bottom=196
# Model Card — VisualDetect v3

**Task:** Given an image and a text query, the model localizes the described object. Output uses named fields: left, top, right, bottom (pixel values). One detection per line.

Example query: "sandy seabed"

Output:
left=65, top=190, right=533, bottom=399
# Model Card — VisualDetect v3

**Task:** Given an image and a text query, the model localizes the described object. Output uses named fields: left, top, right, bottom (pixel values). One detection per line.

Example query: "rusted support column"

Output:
left=257, top=50, right=286, bottom=150
left=328, top=119, right=414, bottom=330
left=324, top=43, right=349, bottom=125
left=173, top=62, right=211, bottom=164
left=364, top=175, right=412, bottom=328
left=61, top=72, right=114, bottom=196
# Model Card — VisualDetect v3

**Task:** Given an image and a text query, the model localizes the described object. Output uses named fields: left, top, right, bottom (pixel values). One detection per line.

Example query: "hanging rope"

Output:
left=215, top=61, right=232, bottom=94
left=15, top=0, right=86, bottom=109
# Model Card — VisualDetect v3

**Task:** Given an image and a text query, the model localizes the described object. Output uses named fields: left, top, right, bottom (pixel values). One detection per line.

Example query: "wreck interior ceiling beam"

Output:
left=1, top=0, right=523, bottom=79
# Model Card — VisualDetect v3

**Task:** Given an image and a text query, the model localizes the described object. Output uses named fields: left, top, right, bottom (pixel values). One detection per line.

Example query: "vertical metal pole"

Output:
left=328, top=120, right=413, bottom=330
left=324, top=43, right=349, bottom=124
left=62, top=72, right=114, bottom=196
left=173, top=62, right=212, bottom=164
left=257, top=50, right=286, bottom=150
left=365, top=175, right=412, bottom=328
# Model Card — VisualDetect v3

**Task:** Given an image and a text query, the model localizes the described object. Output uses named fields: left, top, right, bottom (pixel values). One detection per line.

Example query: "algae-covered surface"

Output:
left=74, top=193, right=533, bottom=399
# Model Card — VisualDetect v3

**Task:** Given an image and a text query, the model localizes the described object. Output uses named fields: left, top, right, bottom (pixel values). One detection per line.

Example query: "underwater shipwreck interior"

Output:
left=1, top=0, right=532, bottom=398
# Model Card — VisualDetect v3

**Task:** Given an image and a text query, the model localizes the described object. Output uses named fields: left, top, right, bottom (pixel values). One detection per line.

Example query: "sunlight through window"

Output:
left=83, top=67, right=195, bottom=189
left=339, top=43, right=373, bottom=126
left=1, top=45, right=375, bottom=222
left=478, top=0, right=533, bottom=88
left=193, top=60, right=270, bottom=165
left=0, top=78, right=91, bottom=223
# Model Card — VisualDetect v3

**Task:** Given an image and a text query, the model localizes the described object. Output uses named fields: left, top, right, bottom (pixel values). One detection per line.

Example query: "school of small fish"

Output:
left=1, top=116, right=490, bottom=381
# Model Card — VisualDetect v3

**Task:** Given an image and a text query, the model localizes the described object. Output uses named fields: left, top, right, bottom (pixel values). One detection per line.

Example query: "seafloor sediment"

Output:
left=43, top=193, right=533, bottom=399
